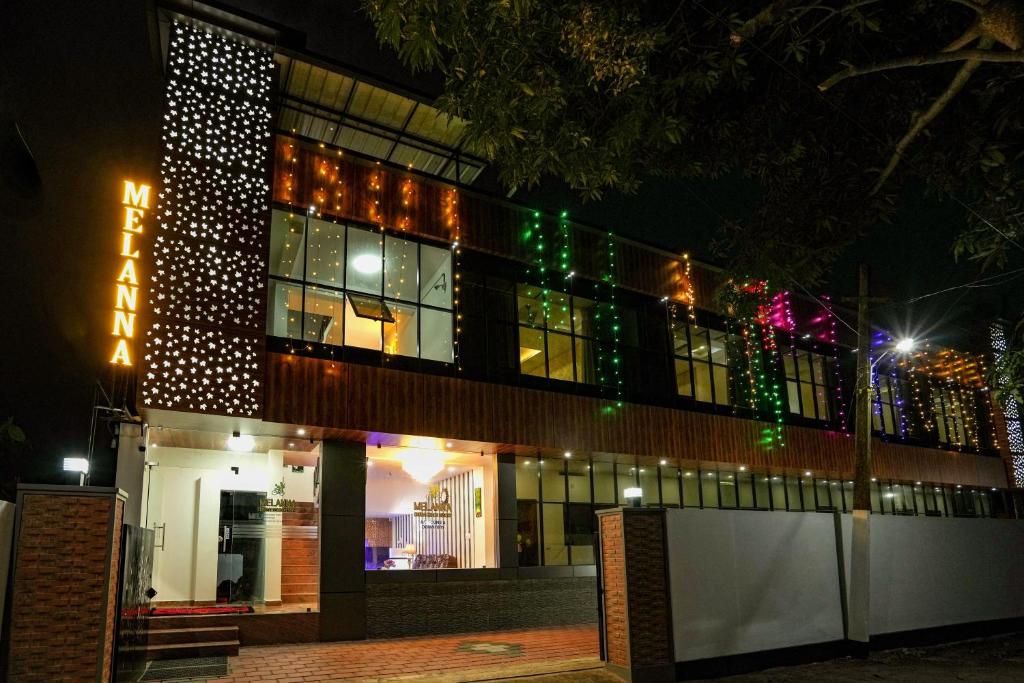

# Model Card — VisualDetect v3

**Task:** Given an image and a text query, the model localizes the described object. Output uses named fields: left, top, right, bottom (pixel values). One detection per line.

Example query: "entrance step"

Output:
left=281, top=580, right=317, bottom=593
left=147, top=626, right=238, bottom=645
left=141, top=640, right=239, bottom=660
left=143, top=620, right=240, bottom=659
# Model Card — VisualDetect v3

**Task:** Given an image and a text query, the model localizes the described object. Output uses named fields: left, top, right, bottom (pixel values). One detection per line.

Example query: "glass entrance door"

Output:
left=217, top=490, right=267, bottom=605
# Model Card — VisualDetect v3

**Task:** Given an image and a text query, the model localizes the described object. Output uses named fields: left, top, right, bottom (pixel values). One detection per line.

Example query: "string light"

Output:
left=821, top=294, right=849, bottom=433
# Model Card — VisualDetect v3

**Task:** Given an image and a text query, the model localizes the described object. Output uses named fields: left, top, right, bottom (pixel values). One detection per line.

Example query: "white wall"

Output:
left=146, top=447, right=282, bottom=604
left=840, top=515, right=1024, bottom=635
left=664, top=509, right=1024, bottom=664
left=666, top=508, right=845, bottom=662
left=115, top=423, right=145, bottom=527
left=277, top=451, right=316, bottom=503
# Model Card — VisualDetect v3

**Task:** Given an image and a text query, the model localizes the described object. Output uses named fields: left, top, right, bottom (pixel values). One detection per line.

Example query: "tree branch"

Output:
left=870, top=53, right=988, bottom=194
left=946, top=0, right=987, bottom=13
left=732, top=0, right=803, bottom=43
left=819, top=47, right=1024, bottom=90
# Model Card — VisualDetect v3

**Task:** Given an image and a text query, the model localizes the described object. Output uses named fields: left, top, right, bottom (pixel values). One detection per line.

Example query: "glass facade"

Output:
left=513, top=456, right=1008, bottom=566
left=267, top=209, right=454, bottom=363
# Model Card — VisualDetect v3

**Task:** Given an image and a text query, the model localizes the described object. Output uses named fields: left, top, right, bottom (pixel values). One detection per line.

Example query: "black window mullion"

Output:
left=562, top=458, right=571, bottom=565
left=299, top=213, right=310, bottom=341
left=416, top=242, right=422, bottom=360
left=379, top=228, right=386, bottom=356
left=537, top=457, right=545, bottom=565
left=612, top=462, right=619, bottom=506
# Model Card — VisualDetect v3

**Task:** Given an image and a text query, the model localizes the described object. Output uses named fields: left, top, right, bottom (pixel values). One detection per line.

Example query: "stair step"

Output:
left=281, top=582, right=318, bottom=593
left=139, top=640, right=239, bottom=660
left=148, top=626, right=238, bottom=645
left=281, top=570, right=318, bottom=579
left=282, top=593, right=318, bottom=603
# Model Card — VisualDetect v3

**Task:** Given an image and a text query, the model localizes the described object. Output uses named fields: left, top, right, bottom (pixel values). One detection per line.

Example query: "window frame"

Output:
left=266, top=205, right=455, bottom=364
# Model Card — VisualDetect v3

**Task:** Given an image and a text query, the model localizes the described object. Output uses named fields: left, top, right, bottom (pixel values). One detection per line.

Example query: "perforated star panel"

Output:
left=141, top=22, right=273, bottom=416
left=990, top=322, right=1024, bottom=486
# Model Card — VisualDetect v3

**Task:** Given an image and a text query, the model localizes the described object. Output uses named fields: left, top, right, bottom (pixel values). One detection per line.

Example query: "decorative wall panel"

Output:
left=141, top=22, right=273, bottom=416
left=991, top=321, right=1024, bottom=486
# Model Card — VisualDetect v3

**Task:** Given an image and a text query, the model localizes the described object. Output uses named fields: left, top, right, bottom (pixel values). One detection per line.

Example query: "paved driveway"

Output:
left=208, top=625, right=600, bottom=683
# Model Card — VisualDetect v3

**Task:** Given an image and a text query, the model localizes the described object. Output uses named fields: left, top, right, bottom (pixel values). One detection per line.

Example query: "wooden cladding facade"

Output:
left=273, top=135, right=716, bottom=306
left=264, top=352, right=1008, bottom=489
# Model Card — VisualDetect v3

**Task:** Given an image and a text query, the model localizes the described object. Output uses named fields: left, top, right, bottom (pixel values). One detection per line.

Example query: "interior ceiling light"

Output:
left=399, top=450, right=447, bottom=483
left=353, top=254, right=382, bottom=274
left=227, top=432, right=255, bottom=452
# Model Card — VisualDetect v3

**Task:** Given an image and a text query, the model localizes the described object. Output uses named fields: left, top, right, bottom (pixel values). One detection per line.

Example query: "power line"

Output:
left=901, top=267, right=1024, bottom=305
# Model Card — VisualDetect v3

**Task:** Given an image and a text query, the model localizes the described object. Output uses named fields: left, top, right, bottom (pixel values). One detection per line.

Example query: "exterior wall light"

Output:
left=623, top=487, right=642, bottom=508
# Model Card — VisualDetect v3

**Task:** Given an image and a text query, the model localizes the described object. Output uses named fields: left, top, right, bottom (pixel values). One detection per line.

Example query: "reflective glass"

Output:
left=269, top=210, right=306, bottom=279
left=383, top=235, right=417, bottom=302
left=306, top=217, right=345, bottom=286
left=345, top=226, right=383, bottom=295
left=419, top=243, right=452, bottom=309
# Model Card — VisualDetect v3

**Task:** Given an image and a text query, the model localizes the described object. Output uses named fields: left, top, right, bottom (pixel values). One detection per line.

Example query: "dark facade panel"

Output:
left=264, top=353, right=1009, bottom=489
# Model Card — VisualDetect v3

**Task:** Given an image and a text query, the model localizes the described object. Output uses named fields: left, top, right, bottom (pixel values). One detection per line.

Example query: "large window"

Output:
left=932, top=386, right=974, bottom=448
left=517, top=284, right=597, bottom=384
left=267, top=209, right=453, bottom=363
left=365, top=445, right=496, bottom=570
left=783, top=348, right=834, bottom=421
left=671, top=316, right=750, bottom=407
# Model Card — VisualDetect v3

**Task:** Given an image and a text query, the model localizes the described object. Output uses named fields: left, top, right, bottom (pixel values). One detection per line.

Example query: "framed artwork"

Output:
left=474, top=487, right=482, bottom=517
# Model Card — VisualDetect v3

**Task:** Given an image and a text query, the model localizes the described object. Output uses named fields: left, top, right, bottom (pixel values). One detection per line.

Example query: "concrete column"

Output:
left=596, top=507, right=674, bottom=683
left=319, top=440, right=367, bottom=640
left=496, top=452, right=518, bottom=568
left=4, top=485, right=126, bottom=682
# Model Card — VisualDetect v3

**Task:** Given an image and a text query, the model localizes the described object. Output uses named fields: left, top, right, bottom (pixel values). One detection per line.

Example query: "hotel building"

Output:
left=106, top=2, right=1024, bottom=647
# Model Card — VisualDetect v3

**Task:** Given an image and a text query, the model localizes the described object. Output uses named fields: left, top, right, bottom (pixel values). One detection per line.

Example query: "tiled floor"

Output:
left=207, top=625, right=600, bottom=682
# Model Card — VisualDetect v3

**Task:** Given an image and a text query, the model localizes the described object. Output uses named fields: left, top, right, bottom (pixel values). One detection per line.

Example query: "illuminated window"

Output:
left=783, top=348, right=834, bottom=421
left=266, top=208, right=453, bottom=362
left=670, top=312, right=750, bottom=407
left=516, top=284, right=598, bottom=384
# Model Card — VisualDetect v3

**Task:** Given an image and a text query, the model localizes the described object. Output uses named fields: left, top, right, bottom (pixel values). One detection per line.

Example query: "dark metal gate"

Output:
left=113, top=525, right=155, bottom=682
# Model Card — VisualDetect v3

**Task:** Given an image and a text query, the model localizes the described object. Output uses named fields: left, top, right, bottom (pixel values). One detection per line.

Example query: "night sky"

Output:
left=2, top=1, right=1021, bottom=484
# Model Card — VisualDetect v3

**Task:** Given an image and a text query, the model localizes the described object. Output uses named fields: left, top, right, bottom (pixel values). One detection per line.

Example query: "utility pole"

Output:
left=846, top=263, right=879, bottom=652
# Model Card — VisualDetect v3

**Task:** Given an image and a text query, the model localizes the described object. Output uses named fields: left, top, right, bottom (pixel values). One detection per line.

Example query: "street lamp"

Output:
left=894, top=338, right=915, bottom=353
left=63, top=457, right=89, bottom=486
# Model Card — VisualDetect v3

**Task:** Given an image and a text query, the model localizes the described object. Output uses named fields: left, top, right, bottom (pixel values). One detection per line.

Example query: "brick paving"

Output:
left=208, top=625, right=600, bottom=682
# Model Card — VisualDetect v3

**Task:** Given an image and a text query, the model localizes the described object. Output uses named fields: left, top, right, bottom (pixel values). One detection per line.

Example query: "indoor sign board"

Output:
left=413, top=486, right=452, bottom=518
left=110, top=180, right=151, bottom=367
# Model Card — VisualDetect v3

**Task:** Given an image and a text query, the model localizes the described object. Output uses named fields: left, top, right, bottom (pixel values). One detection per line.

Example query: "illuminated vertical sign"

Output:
left=110, top=180, right=151, bottom=366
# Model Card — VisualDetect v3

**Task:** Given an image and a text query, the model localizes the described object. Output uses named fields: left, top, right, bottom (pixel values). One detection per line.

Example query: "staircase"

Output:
left=282, top=501, right=319, bottom=605
left=143, top=616, right=240, bottom=659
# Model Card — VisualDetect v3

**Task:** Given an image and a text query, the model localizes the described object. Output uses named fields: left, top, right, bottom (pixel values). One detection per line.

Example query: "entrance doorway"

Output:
left=217, top=490, right=267, bottom=605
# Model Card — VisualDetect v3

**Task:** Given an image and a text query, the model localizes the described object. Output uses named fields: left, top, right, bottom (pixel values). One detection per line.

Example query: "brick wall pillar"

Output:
left=4, top=485, right=126, bottom=682
left=597, top=507, right=674, bottom=683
